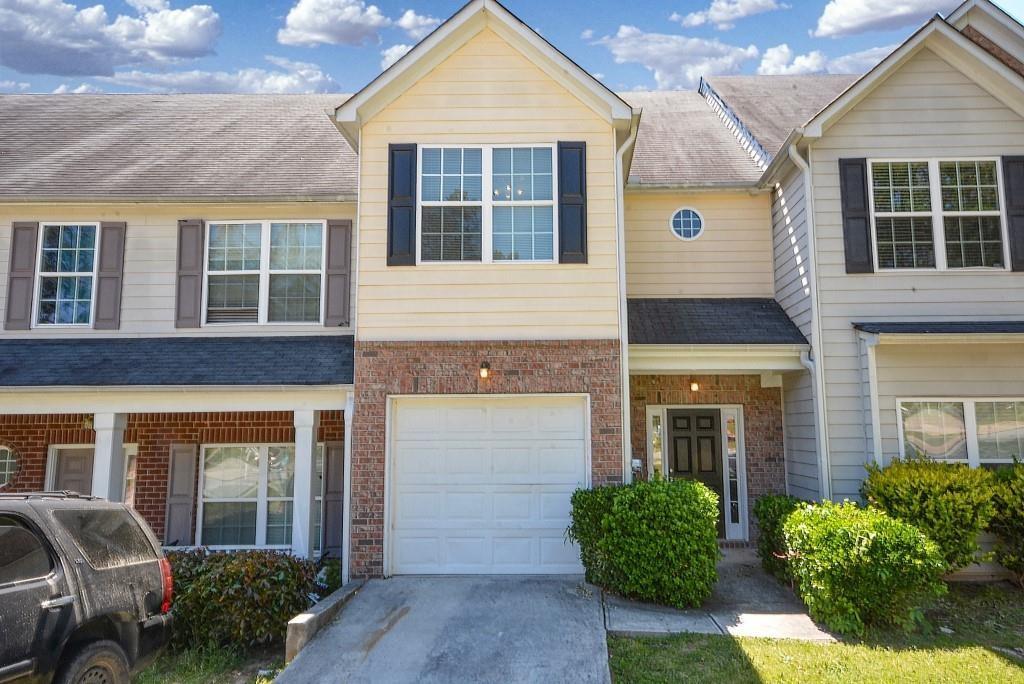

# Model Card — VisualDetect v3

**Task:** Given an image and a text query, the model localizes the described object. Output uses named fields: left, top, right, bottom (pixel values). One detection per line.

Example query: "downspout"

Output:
left=788, top=142, right=833, bottom=501
left=341, top=391, right=354, bottom=585
left=615, top=114, right=641, bottom=483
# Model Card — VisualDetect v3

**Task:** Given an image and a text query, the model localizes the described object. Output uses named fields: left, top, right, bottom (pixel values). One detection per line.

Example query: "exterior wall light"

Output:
left=479, top=361, right=491, bottom=379
left=690, top=381, right=700, bottom=392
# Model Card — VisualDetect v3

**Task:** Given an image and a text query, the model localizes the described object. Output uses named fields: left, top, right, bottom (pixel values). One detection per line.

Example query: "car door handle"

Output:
left=40, top=595, right=74, bottom=610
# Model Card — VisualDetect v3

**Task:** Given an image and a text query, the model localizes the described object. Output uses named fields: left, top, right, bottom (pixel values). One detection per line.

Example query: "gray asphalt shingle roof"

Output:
left=629, top=298, right=808, bottom=345
left=0, top=336, right=354, bottom=387
left=852, top=321, right=1024, bottom=335
left=705, top=75, right=860, bottom=157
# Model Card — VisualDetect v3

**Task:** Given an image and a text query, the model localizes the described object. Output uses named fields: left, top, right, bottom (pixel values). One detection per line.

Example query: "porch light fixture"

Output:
left=690, top=381, right=700, bottom=392
left=479, top=361, right=491, bottom=379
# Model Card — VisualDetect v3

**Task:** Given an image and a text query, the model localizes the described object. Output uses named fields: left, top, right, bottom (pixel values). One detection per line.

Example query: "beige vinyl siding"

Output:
left=783, top=370, right=819, bottom=499
left=624, top=192, right=773, bottom=298
left=0, top=202, right=355, bottom=337
left=876, top=343, right=1024, bottom=461
left=808, top=47, right=1024, bottom=497
left=356, top=28, right=619, bottom=341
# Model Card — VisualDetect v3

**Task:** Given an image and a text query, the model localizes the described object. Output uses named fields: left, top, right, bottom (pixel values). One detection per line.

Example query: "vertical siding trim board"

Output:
left=387, top=143, right=417, bottom=266
left=838, top=158, right=874, bottom=274
left=175, top=219, right=205, bottom=328
left=94, top=222, right=126, bottom=330
left=5, top=222, right=39, bottom=330
left=324, top=220, right=353, bottom=326
left=1002, top=156, right=1024, bottom=271
left=558, top=141, right=588, bottom=264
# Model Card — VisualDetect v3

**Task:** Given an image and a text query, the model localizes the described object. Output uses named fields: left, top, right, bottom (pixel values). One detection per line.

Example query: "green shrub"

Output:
left=567, top=485, right=620, bottom=585
left=862, top=460, right=996, bottom=571
left=599, top=479, right=720, bottom=608
left=167, top=550, right=317, bottom=650
left=991, top=464, right=1024, bottom=588
left=784, top=500, right=947, bottom=635
left=752, top=494, right=805, bottom=581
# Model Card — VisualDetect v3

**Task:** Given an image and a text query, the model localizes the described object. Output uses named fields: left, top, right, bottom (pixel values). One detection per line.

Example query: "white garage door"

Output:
left=389, top=395, right=588, bottom=575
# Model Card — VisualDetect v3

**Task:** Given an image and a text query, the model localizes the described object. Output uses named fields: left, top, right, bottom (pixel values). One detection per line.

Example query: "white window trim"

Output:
left=0, top=445, right=16, bottom=489
left=195, top=442, right=326, bottom=551
left=896, top=397, right=1024, bottom=467
left=32, top=222, right=101, bottom=328
left=867, top=158, right=1011, bottom=273
left=415, top=144, right=559, bottom=265
left=669, top=207, right=705, bottom=242
left=201, top=220, right=327, bottom=326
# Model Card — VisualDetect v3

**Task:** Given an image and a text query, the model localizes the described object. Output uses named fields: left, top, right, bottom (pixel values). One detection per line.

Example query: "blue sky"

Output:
left=1, top=0, right=1022, bottom=94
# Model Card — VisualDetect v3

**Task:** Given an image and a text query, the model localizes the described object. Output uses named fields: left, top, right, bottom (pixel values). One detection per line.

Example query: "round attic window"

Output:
left=670, top=208, right=704, bottom=240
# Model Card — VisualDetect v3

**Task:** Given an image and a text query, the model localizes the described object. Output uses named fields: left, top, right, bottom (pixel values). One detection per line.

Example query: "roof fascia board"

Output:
left=948, top=0, right=1024, bottom=43
left=625, top=183, right=766, bottom=195
left=758, top=128, right=805, bottom=188
left=805, top=18, right=1024, bottom=138
left=873, top=332, right=1024, bottom=345
left=0, top=195, right=359, bottom=204
left=629, top=344, right=807, bottom=374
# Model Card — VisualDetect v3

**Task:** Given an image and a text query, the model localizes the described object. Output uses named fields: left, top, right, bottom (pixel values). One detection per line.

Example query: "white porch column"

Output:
left=291, top=410, right=319, bottom=559
left=92, top=412, right=127, bottom=501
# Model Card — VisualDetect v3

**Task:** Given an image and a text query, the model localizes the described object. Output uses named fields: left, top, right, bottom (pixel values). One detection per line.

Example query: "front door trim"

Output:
left=645, top=404, right=748, bottom=541
left=45, top=443, right=137, bottom=495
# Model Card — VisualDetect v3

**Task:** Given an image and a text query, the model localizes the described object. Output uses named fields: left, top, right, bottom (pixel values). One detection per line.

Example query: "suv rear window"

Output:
left=54, top=509, right=155, bottom=570
left=0, top=515, right=52, bottom=584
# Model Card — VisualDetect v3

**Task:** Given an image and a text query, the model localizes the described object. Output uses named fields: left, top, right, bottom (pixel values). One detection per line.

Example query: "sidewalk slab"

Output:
left=604, top=594, right=721, bottom=636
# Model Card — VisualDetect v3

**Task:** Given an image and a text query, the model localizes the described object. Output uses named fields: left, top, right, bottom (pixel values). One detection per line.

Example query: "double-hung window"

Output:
left=205, top=221, right=324, bottom=324
left=35, top=223, right=99, bottom=326
left=418, top=145, right=557, bottom=263
left=899, top=399, right=1024, bottom=468
left=869, top=159, right=1008, bottom=270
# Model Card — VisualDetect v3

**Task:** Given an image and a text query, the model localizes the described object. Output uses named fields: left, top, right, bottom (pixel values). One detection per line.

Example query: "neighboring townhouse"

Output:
left=0, top=0, right=1022, bottom=582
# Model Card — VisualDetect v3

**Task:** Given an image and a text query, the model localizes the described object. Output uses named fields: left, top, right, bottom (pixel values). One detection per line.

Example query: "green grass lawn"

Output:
left=609, top=582, right=1024, bottom=684
left=135, top=647, right=281, bottom=684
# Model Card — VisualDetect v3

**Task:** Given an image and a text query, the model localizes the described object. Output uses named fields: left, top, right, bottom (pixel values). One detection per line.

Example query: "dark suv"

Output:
left=0, top=493, right=173, bottom=683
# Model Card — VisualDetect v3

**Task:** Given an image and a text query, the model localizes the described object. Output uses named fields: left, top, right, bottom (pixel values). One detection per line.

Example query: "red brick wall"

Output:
left=0, top=411, right=345, bottom=540
left=351, top=339, right=623, bottom=578
left=629, top=374, right=786, bottom=535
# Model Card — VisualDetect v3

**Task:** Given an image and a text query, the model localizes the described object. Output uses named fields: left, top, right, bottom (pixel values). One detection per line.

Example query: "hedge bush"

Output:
left=752, top=494, right=805, bottom=581
left=570, top=479, right=720, bottom=609
left=991, top=464, right=1024, bottom=588
left=167, top=550, right=318, bottom=649
left=861, top=460, right=996, bottom=571
left=784, top=500, right=947, bottom=635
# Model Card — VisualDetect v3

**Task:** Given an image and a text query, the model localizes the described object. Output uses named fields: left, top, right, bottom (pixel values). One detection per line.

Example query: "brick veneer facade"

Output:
left=0, top=411, right=345, bottom=540
left=629, top=374, right=786, bottom=536
left=351, top=339, right=623, bottom=578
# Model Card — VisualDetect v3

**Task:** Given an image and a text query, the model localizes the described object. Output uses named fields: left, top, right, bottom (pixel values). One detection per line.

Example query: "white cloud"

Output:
left=0, top=79, right=30, bottom=91
left=595, top=25, right=758, bottom=89
left=672, top=0, right=787, bottom=31
left=757, top=42, right=897, bottom=75
left=813, top=0, right=958, bottom=38
left=380, top=43, right=411, bottom=70
left=580, top=28, right=594, bottom=40
left=0, top=0, right=221, bottom=77
left=103, top=55, right=339, bottom=93
left=52, top=82, right=103, bottom=93
left=757, top=44, right=827, bottom=74
left=396, top=9, right=439, bottom=41
left=277, top=0, right=390, bottom=47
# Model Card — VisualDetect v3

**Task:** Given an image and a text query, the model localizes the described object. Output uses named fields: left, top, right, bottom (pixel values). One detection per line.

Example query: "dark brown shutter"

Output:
left=387, top=143, right=417, bottom=266
left=1002, top=156, right=1024, bottom=271
left=5, top=222, right=39, bottom=330
left=557, top=141, right=588, bottom=264
left=175, top=219, right=205, bottom=328
left=322, top=441, right=345, bottom=558
left=164, top=443, right=197, bottom=546
left=324, top=220, right=352, bottom=326
left=93, top=221, right=126, bottom=330
left=839, top=158, right=873, bottom=273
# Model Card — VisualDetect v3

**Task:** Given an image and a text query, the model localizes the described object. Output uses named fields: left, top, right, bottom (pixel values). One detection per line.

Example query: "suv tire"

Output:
left=56, top=640, right=130, bottom=684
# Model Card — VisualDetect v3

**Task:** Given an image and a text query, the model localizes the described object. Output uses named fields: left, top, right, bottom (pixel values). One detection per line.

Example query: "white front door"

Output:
left=389, top=395, right=589, bottom=575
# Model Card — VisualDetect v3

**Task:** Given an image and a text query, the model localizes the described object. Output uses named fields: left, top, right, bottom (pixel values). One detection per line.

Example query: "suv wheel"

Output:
left=57, top=640, right=130, bottom=684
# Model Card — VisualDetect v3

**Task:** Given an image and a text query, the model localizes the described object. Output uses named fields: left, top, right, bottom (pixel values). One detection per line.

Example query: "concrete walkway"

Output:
left=604, top=548, right=834, bottom=642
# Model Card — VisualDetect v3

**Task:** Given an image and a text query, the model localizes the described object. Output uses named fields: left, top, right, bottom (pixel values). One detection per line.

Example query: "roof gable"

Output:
left=334, top=0, right=632, bottom=150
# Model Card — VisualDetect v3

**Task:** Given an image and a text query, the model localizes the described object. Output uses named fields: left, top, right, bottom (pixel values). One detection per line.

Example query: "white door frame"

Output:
left=644, top=404, right=749, bottom=541
left=46, top=443, right=137, bottom=494
left=384, top=393, right=592, bottom=577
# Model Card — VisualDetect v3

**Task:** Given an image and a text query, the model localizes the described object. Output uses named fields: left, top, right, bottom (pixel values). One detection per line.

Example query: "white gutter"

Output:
left=341, top=391, right=355, bottom=585
left=789, top=142, right=833, bottom=501
left=615, top=112, right=641, bottom=483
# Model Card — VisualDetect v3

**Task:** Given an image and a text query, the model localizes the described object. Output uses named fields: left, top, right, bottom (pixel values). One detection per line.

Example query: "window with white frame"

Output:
left=899, top=399, right=1024, bottom=467
left=418, top=145, right=556, bottom=263
left=0, top=446, right=16, bottom=488
left=870, top=159, right=1007, bottom=270
left=199, top=444, right=325, bottom=549
left=36, top=223, right=98, bottom=325
left=205, top=221, right=324, bottom=324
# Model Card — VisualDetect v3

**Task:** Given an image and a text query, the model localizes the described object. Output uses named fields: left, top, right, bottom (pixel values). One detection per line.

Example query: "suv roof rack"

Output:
left=0, top=490, right=102, bottom=501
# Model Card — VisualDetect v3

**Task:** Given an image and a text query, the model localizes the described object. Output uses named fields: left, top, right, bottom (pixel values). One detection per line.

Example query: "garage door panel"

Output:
left=393, top=531, right=583, bottom=574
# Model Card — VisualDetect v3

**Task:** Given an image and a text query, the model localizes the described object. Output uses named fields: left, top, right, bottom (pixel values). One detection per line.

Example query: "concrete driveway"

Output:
left=277, top=576, right=610, bottom=684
